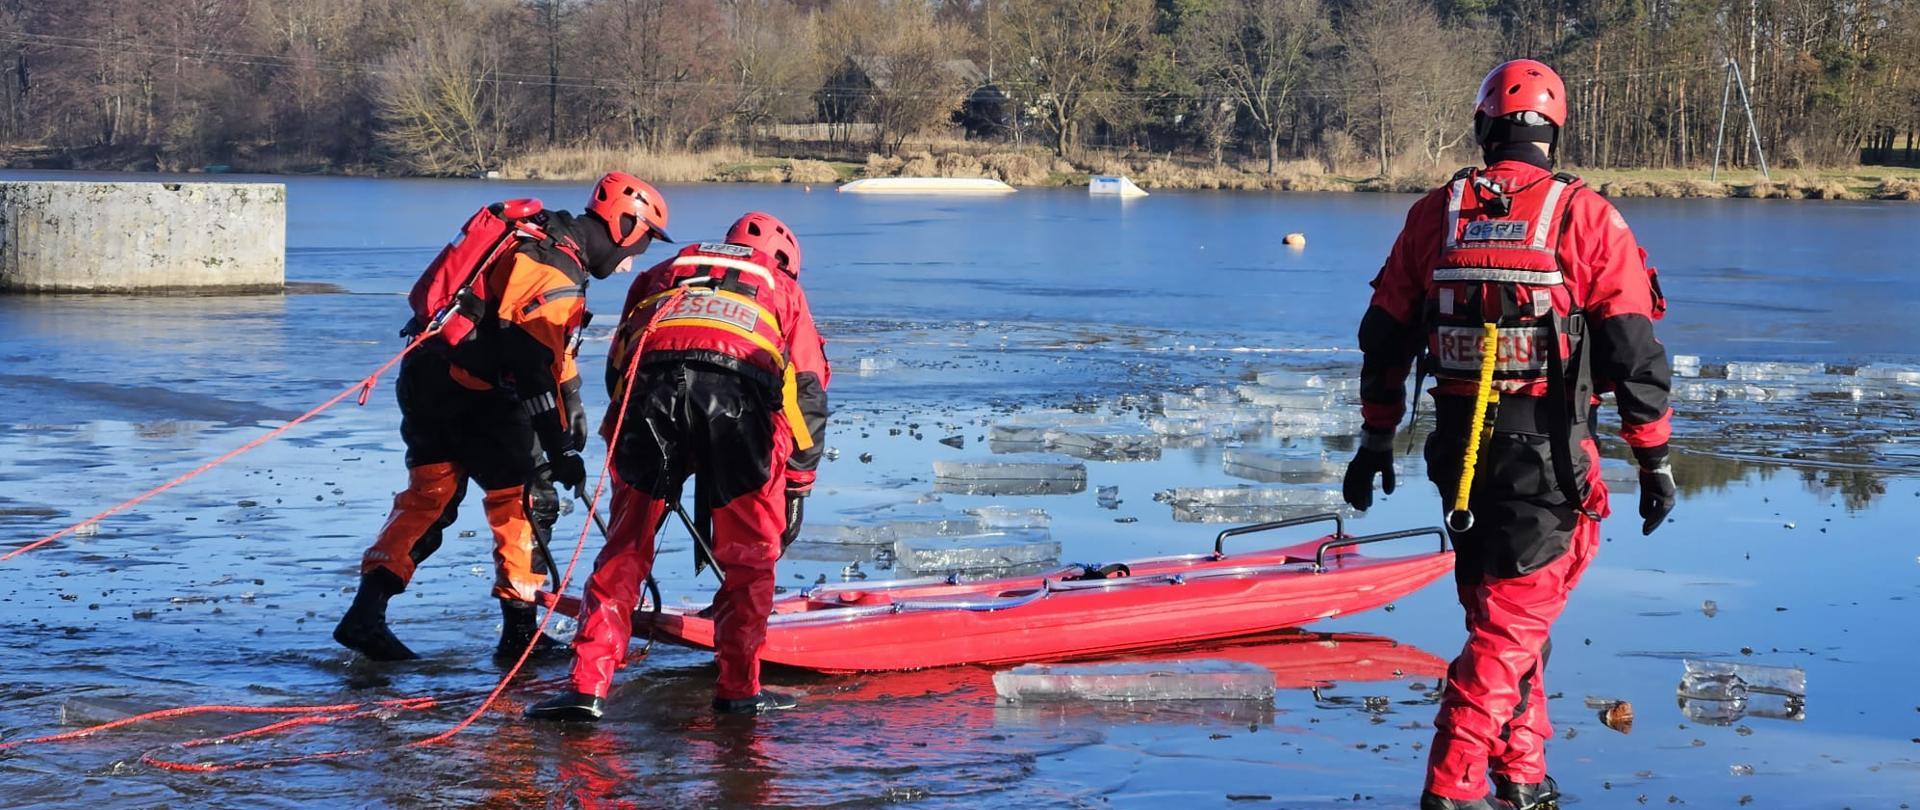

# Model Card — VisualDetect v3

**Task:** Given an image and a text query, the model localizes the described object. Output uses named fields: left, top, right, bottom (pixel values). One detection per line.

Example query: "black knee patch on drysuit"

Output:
left=408, top=478, right=469, bottom=566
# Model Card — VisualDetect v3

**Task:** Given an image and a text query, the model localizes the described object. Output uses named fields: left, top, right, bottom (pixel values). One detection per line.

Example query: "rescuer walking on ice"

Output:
left=334, top=173, right=671, bottom=663
left=1340, top=60, right=1677, bottom=809
left=527, top=211, right=829, bottom=720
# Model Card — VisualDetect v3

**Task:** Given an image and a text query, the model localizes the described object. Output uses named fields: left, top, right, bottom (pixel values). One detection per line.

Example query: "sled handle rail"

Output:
left=1313, top=526, right=1449, bottom=572
left=1214, top=513, right=1346, bottom=558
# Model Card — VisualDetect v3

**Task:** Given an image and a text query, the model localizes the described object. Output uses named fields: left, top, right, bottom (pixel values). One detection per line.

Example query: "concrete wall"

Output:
left=0, top=181, right=285, bottom=293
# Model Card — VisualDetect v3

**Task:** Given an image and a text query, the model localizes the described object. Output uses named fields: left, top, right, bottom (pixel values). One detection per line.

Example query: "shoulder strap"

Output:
left=1451, top=166, right=1476, bottom=182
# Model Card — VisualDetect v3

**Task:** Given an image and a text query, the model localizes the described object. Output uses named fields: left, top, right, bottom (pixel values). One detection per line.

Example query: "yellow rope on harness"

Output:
left=1448, top=323, right=1500, bottom=532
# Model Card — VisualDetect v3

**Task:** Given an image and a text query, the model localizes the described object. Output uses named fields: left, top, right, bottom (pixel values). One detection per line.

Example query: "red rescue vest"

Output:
left=1425, top=169, right=1583, bottom=396
left=613, top=242, right=815, bottom=450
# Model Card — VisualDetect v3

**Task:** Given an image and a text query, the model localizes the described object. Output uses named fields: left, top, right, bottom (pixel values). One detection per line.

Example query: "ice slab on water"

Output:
left=1161, top=388, right=1241, bottom=412
left=993, top=660, right=1276, bottom=702
left=1672, top=380, right=1804, bottom=402
left=894, top=529, right=1060, bottom=574
left=1679, top=692, right=1806, bottom=724
left=853, top=357, right=899, bottom=375
left=1222, top=449, right=1341, bottom=484
left=1270, top=408, right=1362, bottom=437
left=1156, top=486, right=1344, bottom=523
left=988, top=412, right=1113, bottom=443
left=1253, top=370, right=1357, bottom=393
left=1724, top=361, right=1825, bottom=381
left=965, top=506, right=1052, bottom=529
left=1677, top=659, right=1806, bottom=699
left=933, top=459, right=1088, bottom=495
left=1235, top=385, right=1336, bottom=410
left=1671, top=354, right=1702, bottom=378
left=1851, top=363, right=1920, bottom=385
left=1043, top=425, right=1160, bottom=461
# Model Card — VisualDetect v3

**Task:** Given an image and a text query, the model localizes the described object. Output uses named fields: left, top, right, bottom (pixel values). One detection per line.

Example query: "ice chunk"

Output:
left=1156, top=486, right=1344, bottom=523
left=1678, top=659, right=1806, bottom=699
left=1043, top=425, right=1160, bottom=461
left=965, top=506, right=1051, bottom=529
left=993, top=660, right=1276, bottom=702
left=989, top=412, right=1112, bottom=444
left=1221, top=449, right=1341, bottom=484
left=1678, top=692, right=1806, bottom=725
left=1096, top=485, right=1121, bottom=510
left=933, top=459, right=1088, bottom=495
left=1724, top=361, right=1824, bottom=381
left=1671, top=354, right=1701, bottom=378
left=853, top=357, right=899, bottom=375
left=1270, top=409, right=1361, bottom=437
left=1235, top=385, right=1336, bottom=410
left=893, top=529, right=1060, bottom=574
left=1851, top=363, right=1920, bottom=385
left=1253, top=370, right=1356, bottom=393
left=786, top=515, right=987, bottom=561
left=1161, top=388, right=1241, bottom=412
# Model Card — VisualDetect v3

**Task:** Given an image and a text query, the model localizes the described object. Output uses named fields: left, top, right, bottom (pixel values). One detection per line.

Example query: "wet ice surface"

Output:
left=3, top=175, right=1920, bottom=806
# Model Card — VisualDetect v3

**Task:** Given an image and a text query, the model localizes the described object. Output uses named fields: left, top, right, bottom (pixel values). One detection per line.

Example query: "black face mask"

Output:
left=573, top=212, right=651, bottom=280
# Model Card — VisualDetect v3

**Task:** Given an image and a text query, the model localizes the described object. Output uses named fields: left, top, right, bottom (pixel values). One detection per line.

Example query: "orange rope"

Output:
left=1, top=331, right=434, bottom=564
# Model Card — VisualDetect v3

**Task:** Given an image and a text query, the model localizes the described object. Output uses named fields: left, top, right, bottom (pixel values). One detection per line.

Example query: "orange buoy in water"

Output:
left=1283, top=233, right=1306, bottom=247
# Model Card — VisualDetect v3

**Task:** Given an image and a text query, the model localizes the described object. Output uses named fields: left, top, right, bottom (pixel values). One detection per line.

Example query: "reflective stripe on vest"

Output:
left=629, top=285, right=816, bottom=451
left=670, top=255, right=779, bottom=290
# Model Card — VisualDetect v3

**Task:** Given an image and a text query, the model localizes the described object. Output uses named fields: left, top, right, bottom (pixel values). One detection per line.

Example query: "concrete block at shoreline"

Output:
left=0, top=180, right=285, bottom=293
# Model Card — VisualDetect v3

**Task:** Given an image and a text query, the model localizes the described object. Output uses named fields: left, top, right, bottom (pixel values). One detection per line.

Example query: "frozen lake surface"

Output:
left=1, top=172, right=1918, bottom=806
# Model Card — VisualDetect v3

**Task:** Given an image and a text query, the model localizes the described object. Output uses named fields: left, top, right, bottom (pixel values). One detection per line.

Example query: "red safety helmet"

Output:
left=1475, top=59, right=1567, bottom=128
left=587, top=171, right=671, bottom=248
left=725, top=211, right=802, bottom=277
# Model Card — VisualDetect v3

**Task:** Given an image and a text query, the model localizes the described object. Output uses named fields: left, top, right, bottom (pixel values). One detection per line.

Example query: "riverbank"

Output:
left=9, top=141, right=1919, bottom=200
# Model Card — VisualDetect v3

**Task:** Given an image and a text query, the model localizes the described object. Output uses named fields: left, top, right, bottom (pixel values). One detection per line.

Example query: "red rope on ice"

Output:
left=7, top=295, right=681, bottom=772
left=1, top=331, right=435, bottom=564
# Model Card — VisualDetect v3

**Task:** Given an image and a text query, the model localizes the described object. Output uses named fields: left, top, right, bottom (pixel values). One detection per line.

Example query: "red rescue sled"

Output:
left=547, top=514, right=1452, bottom=673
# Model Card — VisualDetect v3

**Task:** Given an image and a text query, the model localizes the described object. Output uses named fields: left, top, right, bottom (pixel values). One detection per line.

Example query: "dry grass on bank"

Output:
left=499, top=142, right=1920, bottom=202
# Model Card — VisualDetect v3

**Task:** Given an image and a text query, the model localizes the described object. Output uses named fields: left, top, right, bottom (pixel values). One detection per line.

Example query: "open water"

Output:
left=0, top=171, right=1917, bottom=807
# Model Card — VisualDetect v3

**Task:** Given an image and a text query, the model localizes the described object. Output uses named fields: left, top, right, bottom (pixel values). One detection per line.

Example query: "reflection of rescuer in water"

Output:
left=333, top=172, right=671, bottom=662
left=528, top=212, right=830, bottom=720
left=1341, top=60, right=1677, bottom=810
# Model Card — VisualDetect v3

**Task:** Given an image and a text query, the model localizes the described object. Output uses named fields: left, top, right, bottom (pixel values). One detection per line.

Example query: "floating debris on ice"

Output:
left=993, top=659, right=1276, bottom=702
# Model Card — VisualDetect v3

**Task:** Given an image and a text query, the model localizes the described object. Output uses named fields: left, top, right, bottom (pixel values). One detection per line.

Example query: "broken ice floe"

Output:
left=893, top=528, right=1061, bottom=574
left=788, top=506, right=1053, bottom=563
left=1155, top=486, right=1345, bottom=523
left=1675, top=659, right=1807, bottom=724
left=993, top=659, right=1276, bottom=702
left=1042, top=424, right=1160, bottom=461
left=1221, top=449, right=1341, bottom=484
left=933, top=459, right=1088, bottom=496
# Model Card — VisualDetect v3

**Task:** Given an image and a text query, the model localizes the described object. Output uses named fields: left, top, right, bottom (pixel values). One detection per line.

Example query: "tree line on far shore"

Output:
left=1, top=0, right=1914, bottom=177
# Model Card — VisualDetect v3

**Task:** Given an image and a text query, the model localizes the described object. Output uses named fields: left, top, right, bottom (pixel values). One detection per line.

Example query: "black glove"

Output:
left=543, top=450, right=586, bottom=491
left=1634, top=444, right=1676, bottom=535
left=1342, top=429, right=1397, bottom=511
left=561, top=378, right=589, bottom=452
left=780, top=491, right=806, bottom=551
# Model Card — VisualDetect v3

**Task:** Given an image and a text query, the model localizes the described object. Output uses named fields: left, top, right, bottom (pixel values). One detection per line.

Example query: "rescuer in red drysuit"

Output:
left=334, top=172, right=671, bottom=663
left=527, top=211, right=829, bottom=719
left=1340, top=60, right=1677, bottom=809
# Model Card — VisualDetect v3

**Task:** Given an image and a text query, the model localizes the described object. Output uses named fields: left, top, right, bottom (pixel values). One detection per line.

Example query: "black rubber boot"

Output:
left=712, top=689, right=799, bottom=715
left=525, top=691, right=604, bottom=722
left=333, top=569, right=419, bottom=661
left=494, top=600, right=570, bottom=663
left=1493, top=775, right=1560, bottom=810
left=1420, top=793, right=1516, bottom=810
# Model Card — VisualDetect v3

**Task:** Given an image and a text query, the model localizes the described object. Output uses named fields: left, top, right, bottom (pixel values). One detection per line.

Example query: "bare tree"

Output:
left=374, top=23, right=513, bottom=175
left=722, top=0, right=822, bottom=145
left=1184, top=0, right=1328, bottom=174
left=1337, top=0, right=1467, bottom=175
left=998, top=0, right=1152, bottom=156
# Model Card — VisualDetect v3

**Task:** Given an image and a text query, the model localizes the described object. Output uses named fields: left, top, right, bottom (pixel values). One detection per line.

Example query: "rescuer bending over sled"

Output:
left=528, top=211, right=829, bottom=720
left=334, top=173, right=671, bottom=662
